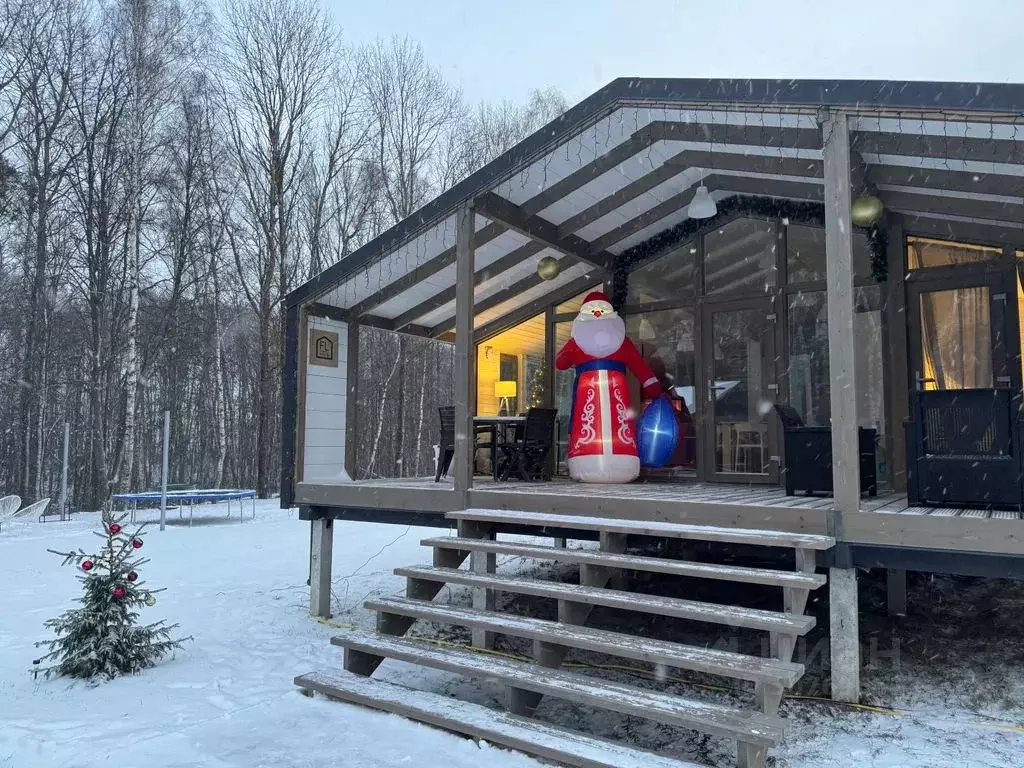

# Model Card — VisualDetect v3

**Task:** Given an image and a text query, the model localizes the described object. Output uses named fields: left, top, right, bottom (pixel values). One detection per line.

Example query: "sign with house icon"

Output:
left=309, top=329, right=339, bottom=367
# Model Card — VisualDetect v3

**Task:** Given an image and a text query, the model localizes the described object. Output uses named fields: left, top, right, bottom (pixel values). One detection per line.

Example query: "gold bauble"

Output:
left=145, top=593, right=156, bottom=607
left=536, top=256, right=560, bottom=281
left=851, top=195, right=884, bottom=226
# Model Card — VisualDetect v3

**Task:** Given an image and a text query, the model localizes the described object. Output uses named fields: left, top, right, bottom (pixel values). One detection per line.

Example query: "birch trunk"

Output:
left=210, top=247, right=228, bottom=488
left=364, top=340, right=402, bottom=478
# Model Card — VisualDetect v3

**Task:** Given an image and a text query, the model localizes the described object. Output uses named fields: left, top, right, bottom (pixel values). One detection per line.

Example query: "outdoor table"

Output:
left=473, top=416, right=526, bottom=480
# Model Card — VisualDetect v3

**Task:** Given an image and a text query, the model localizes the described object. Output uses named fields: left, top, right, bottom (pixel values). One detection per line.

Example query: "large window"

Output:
left=907, top=237, right=1000, bottom=269
left=476, top=313, right=545, bottom=417
left=704, top=217, right=777, bottom=295
left=787, top=291, right=830, bottom=425
left=784, top=287, right=885, bottom=431
left=786, top=224, right=873, bottom=283
left=625, top=241, right=696, bottom=304
left=625, top=308, right=697, bottom=468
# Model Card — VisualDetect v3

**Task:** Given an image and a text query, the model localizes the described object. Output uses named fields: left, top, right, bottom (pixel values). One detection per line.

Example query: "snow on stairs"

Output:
left=296, top=507, right=834, bottom=768
left=295, top=668, right=712, bottom=768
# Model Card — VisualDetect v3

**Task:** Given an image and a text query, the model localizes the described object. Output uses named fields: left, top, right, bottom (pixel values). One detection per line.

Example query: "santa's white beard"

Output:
left=572, top=315, right=626, bottom=358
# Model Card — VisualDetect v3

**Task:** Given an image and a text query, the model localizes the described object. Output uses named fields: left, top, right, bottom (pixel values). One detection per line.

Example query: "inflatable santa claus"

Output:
left=556, top=291, right=664, bottom=483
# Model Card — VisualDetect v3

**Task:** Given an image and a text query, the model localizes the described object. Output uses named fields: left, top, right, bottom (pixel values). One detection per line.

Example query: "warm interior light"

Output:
left=493, top=381, right=517, bottom=398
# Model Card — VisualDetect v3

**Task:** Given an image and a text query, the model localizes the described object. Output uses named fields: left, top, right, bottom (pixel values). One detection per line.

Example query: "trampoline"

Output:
left=111, top=489, right=257, bottom=526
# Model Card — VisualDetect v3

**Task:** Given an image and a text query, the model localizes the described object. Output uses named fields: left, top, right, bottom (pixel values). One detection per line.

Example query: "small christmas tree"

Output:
left=34, top=511, right=187, bottom=681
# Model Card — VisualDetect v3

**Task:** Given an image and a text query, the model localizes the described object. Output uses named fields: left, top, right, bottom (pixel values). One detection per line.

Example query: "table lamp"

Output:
left=494, top=380, right=517, bottom=416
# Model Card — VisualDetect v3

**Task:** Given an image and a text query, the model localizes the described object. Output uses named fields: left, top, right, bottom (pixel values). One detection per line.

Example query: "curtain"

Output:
left=919, top=286, right=992, bottom=390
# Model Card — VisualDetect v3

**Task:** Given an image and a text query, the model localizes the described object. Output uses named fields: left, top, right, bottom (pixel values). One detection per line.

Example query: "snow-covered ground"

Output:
left=1, top=500, right=1022, bottom=768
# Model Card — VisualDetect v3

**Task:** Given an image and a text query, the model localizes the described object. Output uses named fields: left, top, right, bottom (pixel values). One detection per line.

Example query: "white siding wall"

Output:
left=303, top=317, right=349, bottom=482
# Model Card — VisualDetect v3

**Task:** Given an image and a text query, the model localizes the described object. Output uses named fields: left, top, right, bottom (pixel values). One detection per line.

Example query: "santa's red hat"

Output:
left=579, top=291, right=615, bottom=317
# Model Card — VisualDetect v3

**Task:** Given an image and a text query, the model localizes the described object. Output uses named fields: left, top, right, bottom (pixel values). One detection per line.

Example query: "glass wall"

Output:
left=784, top=287, right=885, bottom=430
left=625, top=308, right=697, bottom=468
left=787, top=224, right=873, bottom=283
left=704, top=217, right=777, bottom=295
left=625, top=241, right=697, bottom=304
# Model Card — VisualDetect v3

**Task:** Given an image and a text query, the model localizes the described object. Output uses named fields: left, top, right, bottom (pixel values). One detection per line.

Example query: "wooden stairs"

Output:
left=295, top=508, right=834, bottom=768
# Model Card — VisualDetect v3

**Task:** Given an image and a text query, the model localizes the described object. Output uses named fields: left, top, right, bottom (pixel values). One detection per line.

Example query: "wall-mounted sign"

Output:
left=310, top=330, right=339, bottom=367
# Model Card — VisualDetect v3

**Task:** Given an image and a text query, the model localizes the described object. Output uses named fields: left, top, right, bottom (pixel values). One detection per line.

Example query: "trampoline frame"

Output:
left=111, top=489, right=257, bottom=526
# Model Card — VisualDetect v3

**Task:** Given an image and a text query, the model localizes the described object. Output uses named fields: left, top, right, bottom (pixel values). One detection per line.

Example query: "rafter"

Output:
left=473, top=192, right=613, bottom=270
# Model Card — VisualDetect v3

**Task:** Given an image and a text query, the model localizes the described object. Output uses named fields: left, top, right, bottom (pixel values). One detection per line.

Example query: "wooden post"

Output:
left=310, top=517, right=334, bottom=618
left=823, top=109, right=861, bottom=703
left=454, top=203, right=476, bottom=497
left=887, top=569, right=907, bottom=616
left=345, top=321, right=360, bottom=479
left=829, top=566, right=860, bottom=702
left=884, top=216, right=908, bottom=491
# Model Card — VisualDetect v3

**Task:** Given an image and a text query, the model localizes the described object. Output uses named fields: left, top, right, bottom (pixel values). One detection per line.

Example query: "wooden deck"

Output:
left=294, top=476, right=1024, bottom=556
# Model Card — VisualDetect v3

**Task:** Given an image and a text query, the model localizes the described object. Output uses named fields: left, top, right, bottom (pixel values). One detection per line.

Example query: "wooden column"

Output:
left=887, top=569, right=907, bottom=616
left=884, top=216, right=908, bottom=491
left=454, top=203, right=476, bottom=497
left=309, top=516, right=334, bottom=618
left=823, top=110, right=861, bottom=530
left=344, top=321, right=360, bottom=479
left=452, top=201, right=475, bottom=495
left=823, top=109, right=861, bottom=703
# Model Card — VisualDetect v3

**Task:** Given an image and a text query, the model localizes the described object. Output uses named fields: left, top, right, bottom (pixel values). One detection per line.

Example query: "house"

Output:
left=283, top=79, right=1024, bottom=768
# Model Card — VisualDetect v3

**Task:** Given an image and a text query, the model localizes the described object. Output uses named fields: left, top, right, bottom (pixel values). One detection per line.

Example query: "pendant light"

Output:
left=688, top=183, right=717, bottom=219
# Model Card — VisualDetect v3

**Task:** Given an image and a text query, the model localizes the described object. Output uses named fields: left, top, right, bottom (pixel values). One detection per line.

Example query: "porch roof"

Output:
left=287, top=78, right=1024, bottom=336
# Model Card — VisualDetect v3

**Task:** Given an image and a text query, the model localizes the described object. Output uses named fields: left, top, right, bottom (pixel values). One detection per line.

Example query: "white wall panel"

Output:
left=303, top=316, right=348, bottom=482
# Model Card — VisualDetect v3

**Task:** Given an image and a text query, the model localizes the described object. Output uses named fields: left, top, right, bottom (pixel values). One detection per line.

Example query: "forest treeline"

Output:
left=0, top=0, right=566, bottom=508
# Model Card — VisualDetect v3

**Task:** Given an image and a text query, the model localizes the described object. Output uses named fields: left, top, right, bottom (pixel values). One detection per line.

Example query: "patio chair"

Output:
left=495, top=407, right=558, bottom=481
left=0, top=495, right=21, bottom=532
left=435, top=407, right=489, bottom=481
left=773, top=404, right=877, bottom=497
left=904, top=388, right=1023, bottom=508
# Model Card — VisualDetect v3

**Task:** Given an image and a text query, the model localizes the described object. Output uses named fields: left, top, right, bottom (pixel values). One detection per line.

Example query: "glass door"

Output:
left=701, top=297, right=779, bottom=483
left=907, top=274, right=1009, bottom=393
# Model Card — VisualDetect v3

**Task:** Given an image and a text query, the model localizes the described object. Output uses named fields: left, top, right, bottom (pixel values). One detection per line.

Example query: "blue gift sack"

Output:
left=638, top=395, right=679, bottom=468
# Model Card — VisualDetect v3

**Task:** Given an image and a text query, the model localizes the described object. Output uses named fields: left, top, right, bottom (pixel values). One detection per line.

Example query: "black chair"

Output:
left=904, top=388, right=1023, bottom=508
left=496, top=407, right=558, bottom=481
left=436, top=407, right=491, bottom=481
left=773, top=404, right=877, bottom=497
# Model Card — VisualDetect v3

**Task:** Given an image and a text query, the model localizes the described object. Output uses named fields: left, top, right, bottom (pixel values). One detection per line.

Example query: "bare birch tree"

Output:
left=358, top=35, right=461, bottom=223
left=220, top=0, right=336, bottom=497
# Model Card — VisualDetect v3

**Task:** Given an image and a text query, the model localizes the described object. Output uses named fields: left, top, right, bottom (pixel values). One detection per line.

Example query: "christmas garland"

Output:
left=611, top=195, right=887, bottom=308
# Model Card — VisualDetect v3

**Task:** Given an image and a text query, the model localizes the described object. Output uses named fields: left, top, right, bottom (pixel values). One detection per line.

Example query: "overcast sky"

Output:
left=330, top=0, right=1024, bottom=105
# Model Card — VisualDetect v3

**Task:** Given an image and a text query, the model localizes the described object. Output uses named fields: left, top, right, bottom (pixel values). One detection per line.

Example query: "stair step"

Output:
left=295, top=668, right=714, bottom=768
left=423, top=537, right=827, bottom=590
left=398, top=566, right=816, bottom=635
left=326, top=629, right=784, bottom=745
left=448, top=509, right=835, bottom=550
left=365, top=596, right=804, bottom=686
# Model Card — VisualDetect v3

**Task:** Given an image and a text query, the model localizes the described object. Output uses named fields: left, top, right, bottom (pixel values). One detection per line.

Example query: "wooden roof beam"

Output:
left=474, top=191, right=613, bottom=271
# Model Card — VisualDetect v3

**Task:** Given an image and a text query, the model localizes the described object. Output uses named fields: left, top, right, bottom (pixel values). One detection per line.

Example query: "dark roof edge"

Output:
left=288, top=77, right=1024, bottom=308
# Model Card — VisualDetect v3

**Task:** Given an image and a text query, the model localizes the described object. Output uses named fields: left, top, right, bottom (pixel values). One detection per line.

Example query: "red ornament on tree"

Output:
left=127, top=571, right=138, bottom=582
left=108, top=523, right=121, bottom=535
left=81, top=560, right=93, bottom=572
left=112, top=586, right=126, bottom=599
left=131, top=538, right=143, bottom=549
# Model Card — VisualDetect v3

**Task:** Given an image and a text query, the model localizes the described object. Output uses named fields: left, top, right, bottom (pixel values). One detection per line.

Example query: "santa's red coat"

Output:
left=556, top=337, right=663, bottom=462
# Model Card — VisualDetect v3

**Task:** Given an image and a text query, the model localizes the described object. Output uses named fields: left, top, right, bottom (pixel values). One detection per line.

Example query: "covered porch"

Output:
left=282, top=79, right=1024, bottom=707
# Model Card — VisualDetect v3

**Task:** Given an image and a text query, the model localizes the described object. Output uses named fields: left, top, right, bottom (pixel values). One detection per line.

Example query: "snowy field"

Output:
left=2, top=500, right=1023, bottom=768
